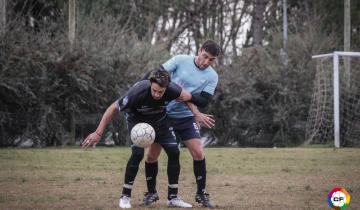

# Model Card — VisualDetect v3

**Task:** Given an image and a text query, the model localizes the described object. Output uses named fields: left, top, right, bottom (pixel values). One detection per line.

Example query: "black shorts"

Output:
left=168, top=116, right=201, bottom=141
left=126, top=118, right=177, bottom=148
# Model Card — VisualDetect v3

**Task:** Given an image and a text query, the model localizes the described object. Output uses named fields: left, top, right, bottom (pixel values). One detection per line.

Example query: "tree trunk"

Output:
left=68, top=0, right=76, bottom=144
left=68, top=0, right=76, bottom=51
left=0, top=0, right=5, bottom=35
left=252, top=0, right=267, bottom=47
left=344, top=0, right=351, bottom=88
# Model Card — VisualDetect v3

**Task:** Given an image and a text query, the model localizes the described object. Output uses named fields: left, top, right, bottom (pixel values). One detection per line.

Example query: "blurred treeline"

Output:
left=0, top=0, right=359, bottom=147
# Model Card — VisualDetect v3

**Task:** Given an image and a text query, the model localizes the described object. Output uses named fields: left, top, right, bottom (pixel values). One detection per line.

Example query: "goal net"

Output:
left=306, top=52, right=360, bottom=147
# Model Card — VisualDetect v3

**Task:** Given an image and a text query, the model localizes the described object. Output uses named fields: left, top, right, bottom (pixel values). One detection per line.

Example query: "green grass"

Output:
left=0, top=147, right=359, bottom=209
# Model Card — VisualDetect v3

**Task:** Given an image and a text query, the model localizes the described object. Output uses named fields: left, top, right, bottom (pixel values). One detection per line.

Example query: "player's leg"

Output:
left=162, top=141, right=192, bottom=208
left=183, top=139, right=213, bottom=208
left=142, top=142, right=162, bottom=206
left=175, top=117, right=214, bottom=208
left=145, top=142, right=162, bottom=193
left=142, top=121, right=168, bottom=206
left=119, top=146, right=144, bottom=208
left=182, top=139, right=207, bottom=193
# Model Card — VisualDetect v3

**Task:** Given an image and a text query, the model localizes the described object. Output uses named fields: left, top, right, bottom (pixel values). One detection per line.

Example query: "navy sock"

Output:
left=193, top=158, right=206, bottom=194
left=145, top=161, right=158, bottom=193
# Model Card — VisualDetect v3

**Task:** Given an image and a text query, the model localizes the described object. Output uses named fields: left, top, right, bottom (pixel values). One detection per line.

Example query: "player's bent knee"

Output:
left=190, top=147, right=204, bottom=160
left=146, top=144, right=162, bottom=162
left=146, top=153, right=159, bottom=163
left=146, top=150, right=162, bottom=163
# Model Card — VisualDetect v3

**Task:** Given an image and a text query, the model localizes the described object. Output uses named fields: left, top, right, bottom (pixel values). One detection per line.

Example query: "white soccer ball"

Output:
left=130, top=123, right=155, bottom=148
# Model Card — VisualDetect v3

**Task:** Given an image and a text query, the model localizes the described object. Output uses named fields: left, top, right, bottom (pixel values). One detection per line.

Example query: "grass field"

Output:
left=0, top=147, right=359, bottom=210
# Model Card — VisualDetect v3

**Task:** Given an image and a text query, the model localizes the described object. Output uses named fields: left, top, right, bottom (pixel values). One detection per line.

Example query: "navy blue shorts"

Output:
left=168, top=116, right=201, bottom=141
left=127, top=118, right=177, bottom=148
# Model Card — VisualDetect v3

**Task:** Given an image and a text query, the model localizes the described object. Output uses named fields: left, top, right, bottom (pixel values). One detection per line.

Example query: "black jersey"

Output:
left=117, top=80, right=182, bottom=123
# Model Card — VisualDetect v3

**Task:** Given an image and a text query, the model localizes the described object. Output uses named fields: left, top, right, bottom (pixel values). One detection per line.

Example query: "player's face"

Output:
left=195, top=49, right=217, bottom=69
left=150, top=82, right=166, bottom=100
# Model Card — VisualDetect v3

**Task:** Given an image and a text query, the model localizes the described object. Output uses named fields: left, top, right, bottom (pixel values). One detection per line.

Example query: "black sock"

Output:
left=193, top=158, right=206, bottom=194
left=167, top=163, right=179, bottom=199
left=121, top=147, right=144, bottom=197
left=164, top=146, right=180, bottom=200
left=145, top=161, right=158, bottom=193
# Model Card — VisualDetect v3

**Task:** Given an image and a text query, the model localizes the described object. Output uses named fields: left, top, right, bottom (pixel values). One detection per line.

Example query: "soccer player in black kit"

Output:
left=82, top=69, right=193, bottom=208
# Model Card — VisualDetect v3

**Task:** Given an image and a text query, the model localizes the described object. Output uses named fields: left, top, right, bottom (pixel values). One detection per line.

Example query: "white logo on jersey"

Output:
left=122, top=96, right=128, bottom=106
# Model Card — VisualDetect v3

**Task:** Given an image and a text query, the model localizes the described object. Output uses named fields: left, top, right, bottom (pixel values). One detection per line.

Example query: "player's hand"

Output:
left=194, top=112, right=215, bottom=129
left=81, top=132, right=102, bottom=149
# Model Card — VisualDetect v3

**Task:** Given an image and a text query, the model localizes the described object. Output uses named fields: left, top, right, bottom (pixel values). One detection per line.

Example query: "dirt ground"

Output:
left=0, top=147, right=359, bottom=210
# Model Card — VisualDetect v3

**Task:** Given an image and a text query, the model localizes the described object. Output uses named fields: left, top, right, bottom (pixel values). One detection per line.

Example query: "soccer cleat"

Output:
left=119, top=195, right=131, bottom=209
left=141, top=192, right=159, bottom=206
left=195, top=192, right=214, bottom=208
left=167, top=197, right=193, bottom=208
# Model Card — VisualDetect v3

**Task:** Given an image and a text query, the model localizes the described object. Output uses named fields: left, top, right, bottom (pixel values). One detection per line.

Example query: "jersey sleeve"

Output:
left=117, top=81, right=149, bottom=111
left=118, top=93, right=137, bottom=112
left=162, top=55, right=179, bottom=74
left=203, top=73, right=218, bottom=95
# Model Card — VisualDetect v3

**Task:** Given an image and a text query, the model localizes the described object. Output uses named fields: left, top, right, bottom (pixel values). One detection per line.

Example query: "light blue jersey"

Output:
left=162, top=54, right=218, bottom=118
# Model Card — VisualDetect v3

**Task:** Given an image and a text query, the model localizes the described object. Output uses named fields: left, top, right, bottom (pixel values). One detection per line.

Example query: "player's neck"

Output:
left=194, top=57, right=204, bottom=70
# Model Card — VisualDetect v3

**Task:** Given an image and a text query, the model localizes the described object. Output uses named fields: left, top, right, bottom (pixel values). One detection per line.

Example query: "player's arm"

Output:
left=82, top=82, right=144, bottom=149
left=187, top=73, right=217, bottom=128
left=81, top=102, right=118, bottom=149
left=177, top=90, right=213, bottom=107
left=169, top=82, right=215, bottom=128
left=186, top=102, right=215, bottom=129
left=189, top=91, right=213, bottom=108
left=166, top=82, right=192, bottom=102
left=177, top=89, right=192, bottom=102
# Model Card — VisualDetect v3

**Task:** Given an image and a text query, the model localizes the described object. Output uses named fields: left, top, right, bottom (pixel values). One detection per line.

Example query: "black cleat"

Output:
left=195, top=192, right=214, bottom=208
left=141, top=192, right=159, bottom=206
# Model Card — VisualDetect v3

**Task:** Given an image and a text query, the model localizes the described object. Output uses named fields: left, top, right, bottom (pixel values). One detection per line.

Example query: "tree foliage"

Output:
left=0, top=11, right=167, bottom=146
left=0, top=0, right=359, bottom=147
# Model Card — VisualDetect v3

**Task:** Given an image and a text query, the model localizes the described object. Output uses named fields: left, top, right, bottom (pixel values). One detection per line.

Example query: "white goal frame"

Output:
left=312, top=51, right=360, bottom=148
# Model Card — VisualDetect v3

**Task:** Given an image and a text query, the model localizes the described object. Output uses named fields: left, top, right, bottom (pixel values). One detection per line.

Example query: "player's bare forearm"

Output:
left=82, top=102, right=118, bottom=149
left=186, top=102, right=200, bottom=115
left=186, top=102, right=215, bottom=129
left=95, top=102, right=118, bottom=135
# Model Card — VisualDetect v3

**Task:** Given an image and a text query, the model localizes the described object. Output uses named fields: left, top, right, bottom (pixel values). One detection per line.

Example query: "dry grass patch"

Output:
left=0, top=147, right=359, bottom=209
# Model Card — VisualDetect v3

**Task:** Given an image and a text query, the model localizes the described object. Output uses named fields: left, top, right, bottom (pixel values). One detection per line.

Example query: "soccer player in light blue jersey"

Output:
left=143, top=40, right=220, bottom=208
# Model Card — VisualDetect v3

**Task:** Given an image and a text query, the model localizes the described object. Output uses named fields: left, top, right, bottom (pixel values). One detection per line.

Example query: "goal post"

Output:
left=306, top=51, right=360, bottom=148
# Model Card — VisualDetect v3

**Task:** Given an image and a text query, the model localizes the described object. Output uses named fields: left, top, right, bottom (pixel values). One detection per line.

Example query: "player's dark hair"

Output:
left=201, top=39, right=221, bottom=57
left=149, top=68, right=171, bottom=87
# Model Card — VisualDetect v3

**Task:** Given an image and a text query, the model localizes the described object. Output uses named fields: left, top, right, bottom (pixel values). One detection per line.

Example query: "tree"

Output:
left=252, top=0, right=268, bottom=46
left=0, top=0, right=5, bottom=34
left=68, top=0, right=75, bottom=51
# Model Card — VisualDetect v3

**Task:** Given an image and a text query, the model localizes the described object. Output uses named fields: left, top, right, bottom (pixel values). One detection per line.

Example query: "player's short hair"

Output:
left=201, top=39, right=221, bottom=57
left=149, top=68, right=171, bottom=87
